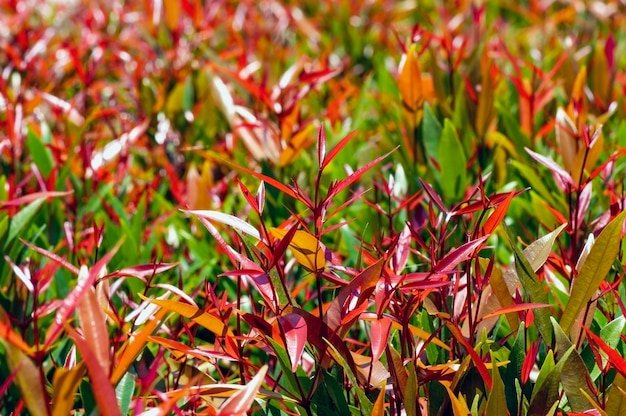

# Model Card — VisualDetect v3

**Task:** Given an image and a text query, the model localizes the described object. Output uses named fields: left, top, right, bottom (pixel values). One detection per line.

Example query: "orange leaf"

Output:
left=372, top=387, right=386, bottom=416
left=482, top=192, right=515, bottom=236
left=398, top=44, right=423, bottom=112
left=163, top=0, right=181, bottom=31
left=112, top=306, right=168, bottom=384
left=0, top=306, right=32, bottom=355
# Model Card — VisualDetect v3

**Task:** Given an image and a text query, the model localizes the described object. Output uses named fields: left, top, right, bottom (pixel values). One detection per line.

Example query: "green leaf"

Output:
left=504, top=225, right=553, bottom=346
left=405, top=363, right=418, bottom=416
left=529, top=347, right=574, bottom=416
left=422, top=103, right=442, bottom=161
left=265, top=337, right=301, bottom=400
left=560, top=210, right=626, bottom=334
left=26, top=127, right=54, bottom=178
left=324, top=338, right=373, bottom=415
left=437, top=119, right=467, bottom=200
left=5, top=198, right=45, bottom=248
left=485, top=351, right=507, bottom=415
left=502, top=325, right=525, bottom=415
left=551, top=317, right=594, bottom=412
left=115, top=371, right=135, bottom=415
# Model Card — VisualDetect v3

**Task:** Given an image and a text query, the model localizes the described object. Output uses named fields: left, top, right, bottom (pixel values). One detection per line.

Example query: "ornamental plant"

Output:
left=1, top=1, right=626, bottom=415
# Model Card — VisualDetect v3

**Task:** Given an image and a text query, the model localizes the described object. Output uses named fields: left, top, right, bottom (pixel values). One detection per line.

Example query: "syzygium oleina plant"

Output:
left=1, top=1, right=626, bottom=415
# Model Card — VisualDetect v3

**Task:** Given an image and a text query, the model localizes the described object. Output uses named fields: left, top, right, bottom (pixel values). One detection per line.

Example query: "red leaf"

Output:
left=21, top=239, right=80, bottom=275
left=325, top=258, right=385, bottom=334
left=67, top=326, right=121, bottom=416
left=370, top=317, right=392, bottom=362
left=435, top=236, right=489, bottom=273
left=445, top=323, right=492, bottom=390
left=327, top=147, right=398, bottom=201
left=321, top=129, right=357, bottom=171
left=278, top=314, right=307, bottom=372
left=585, top=327, right=626, bottom=377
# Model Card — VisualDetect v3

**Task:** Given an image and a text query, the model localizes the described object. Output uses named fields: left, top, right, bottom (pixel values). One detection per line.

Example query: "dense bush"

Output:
left=1, top=1, right=626, bottom=415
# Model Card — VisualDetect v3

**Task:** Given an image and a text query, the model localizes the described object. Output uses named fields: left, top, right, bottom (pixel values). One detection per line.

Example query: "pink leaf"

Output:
left=217, top=366, right=267, bottom=416
left=44, top=241, right=121, bottom=350
left=525, top=147, right=574, bottom=187
left=435, top=236, right=489, bottom=273
left=0, top=191, right=72, bottom=207
left=278, top=314, right=307, bottom=372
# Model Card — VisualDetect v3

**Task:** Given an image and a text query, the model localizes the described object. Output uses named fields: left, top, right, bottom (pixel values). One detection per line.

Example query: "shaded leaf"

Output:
left=485, top=351, right=507, bottom=416
left=1, top=340, right=47, bottom=416
left=52, top=363, right=86, bottom=416
left=560, top=210, right=626, bottom=333
left=606, top=373, right=626, bottom=416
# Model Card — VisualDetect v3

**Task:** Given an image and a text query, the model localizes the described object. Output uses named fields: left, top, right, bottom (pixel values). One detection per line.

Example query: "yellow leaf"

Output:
left=440, top=380, right=471, bottom=416
left=279, top=123, right=315, bottom=167
left=568, top=65, right=588, bottom=125
left=270, top=228, right=325, bottom=272
left=398, top=44, right=423, bottom=112
left=138, top=294, right=232, bottom=337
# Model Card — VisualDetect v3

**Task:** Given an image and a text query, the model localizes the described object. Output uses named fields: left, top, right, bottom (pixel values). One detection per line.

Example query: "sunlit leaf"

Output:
left=278, top=314, right=307, bottom=373
left=138, top=294, right=232, bottom=337
left=270, top=227, right=325, bottom=272
left=186, top=209, right=261, bottom=240
left=77, top=287, right=110, bottom=373
left=217, top=366, right=267, bottom=416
